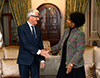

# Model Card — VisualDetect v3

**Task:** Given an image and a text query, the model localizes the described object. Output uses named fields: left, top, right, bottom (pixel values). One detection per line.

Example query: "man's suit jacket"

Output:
left=17, top=22, right=45, bottom=65
left=51, top=27, right=85, bottom=68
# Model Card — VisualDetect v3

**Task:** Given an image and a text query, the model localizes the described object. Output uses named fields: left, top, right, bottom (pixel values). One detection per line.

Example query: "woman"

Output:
left=51, top=12, right=86, bottom=78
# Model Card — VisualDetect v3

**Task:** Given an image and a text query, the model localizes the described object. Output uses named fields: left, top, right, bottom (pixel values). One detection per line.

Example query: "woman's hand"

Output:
left=44, top=48, right=52, bottom=52
left=66, top=63, right=73, bottom=74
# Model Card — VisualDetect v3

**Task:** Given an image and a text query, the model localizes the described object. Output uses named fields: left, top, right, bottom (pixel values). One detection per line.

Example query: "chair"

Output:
left=43, top=40, right=51, bottom=49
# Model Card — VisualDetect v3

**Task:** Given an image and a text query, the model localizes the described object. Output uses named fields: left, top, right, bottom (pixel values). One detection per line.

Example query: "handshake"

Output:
left=40, top=48, right=51, bottom=58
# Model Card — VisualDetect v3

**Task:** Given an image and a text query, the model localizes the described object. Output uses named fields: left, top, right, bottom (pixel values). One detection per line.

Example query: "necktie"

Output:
left=31, top=26, right=38, bottom=45
left=31, top=26, right=36, bottom=39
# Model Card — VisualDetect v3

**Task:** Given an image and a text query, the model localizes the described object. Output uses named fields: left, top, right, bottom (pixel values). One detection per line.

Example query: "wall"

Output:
left=31, top=0, right=65, bottom=37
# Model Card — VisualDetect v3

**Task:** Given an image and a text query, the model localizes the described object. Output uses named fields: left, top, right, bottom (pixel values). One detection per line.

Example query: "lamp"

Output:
left=88, top=31, right=100, bottom=46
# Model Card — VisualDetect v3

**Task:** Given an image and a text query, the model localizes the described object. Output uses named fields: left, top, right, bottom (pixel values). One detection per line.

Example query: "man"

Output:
left=17, top=8, right=49, bottom=78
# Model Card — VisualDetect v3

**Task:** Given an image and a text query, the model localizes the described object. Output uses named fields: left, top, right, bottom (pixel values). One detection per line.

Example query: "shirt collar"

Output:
left=27, top=21, right=34, bottom=28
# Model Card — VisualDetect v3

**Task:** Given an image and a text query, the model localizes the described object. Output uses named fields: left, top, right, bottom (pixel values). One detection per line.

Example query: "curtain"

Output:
left=0, top=0, right=5, bottom=18
left=64, top=0, right=88, bottom=29
left=84, top=2, right=90, bottom=45
left=9, top=0, right=31, bottom=26
left=95, top=0, right=100, bottom=16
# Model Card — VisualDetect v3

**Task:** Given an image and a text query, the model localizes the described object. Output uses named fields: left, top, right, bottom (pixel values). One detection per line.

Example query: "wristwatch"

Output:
left=70, top=63, right=73, bottom=67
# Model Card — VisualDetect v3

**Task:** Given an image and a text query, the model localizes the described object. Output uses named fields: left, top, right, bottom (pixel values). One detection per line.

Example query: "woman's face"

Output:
left=66, top=17, right=75, bottom=28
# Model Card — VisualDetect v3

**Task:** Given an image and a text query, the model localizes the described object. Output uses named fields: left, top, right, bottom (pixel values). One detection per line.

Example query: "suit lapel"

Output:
left=25, top=22, right=34, bottom=40
left=34, top=26, right=38, bottom=39
left=25, top=23, right=40, bottom=45
left=34, top=26, right=40, bottom=45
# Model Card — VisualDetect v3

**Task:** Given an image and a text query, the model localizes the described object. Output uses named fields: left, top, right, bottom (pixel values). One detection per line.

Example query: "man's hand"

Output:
left=40, top=62, right=45, bottom=68
left=66, top=63, right=73, bottom=74
left=40, top=49, right=49, bottom=58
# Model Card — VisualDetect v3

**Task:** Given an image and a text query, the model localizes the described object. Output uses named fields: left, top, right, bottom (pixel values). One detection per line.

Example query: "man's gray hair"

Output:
left=27, top=8, right=39, bottom=19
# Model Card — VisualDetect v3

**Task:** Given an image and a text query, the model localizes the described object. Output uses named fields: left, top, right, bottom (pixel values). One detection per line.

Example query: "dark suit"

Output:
left=17, top=22, right=45, bottom=78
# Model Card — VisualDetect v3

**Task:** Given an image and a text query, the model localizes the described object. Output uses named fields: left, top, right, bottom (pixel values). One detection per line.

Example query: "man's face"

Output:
left=30, top=11, right=39, bottom=25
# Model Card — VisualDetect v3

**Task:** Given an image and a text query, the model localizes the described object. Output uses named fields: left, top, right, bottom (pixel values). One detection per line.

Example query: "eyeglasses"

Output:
left=31, top=15, right=39, bottom=18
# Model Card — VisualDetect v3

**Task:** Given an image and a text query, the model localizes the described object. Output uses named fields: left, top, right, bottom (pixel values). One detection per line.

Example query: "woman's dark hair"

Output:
left=70, top=12, right=85, bottom=27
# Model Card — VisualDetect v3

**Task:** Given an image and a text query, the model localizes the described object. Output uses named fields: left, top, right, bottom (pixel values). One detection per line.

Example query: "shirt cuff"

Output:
left=41, top=60, right=45, bottom=63
left=37, top=49, right=41, bottom=55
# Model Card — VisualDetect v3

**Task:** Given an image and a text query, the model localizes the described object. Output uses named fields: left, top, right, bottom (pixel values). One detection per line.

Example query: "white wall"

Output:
left=31, top=0, right=65, bottom=37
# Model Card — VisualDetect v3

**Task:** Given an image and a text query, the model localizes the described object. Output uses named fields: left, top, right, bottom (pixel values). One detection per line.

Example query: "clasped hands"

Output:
left=40, top=48, right=51, bottom=58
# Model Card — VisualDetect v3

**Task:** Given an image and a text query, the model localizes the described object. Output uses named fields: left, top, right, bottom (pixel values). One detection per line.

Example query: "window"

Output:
left=37, top=3, right=62, bottom=46
left=1, top=1, right=18, bottom=46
